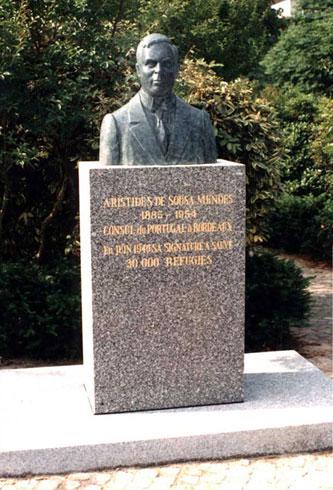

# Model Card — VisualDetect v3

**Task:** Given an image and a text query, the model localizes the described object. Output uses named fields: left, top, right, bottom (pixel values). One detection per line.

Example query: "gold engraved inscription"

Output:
left=164, top=241, right=205, bottom=253
left=103, top=193, right=234, bottom=208
left=103, top=221, right=232, bottom=237
left=103, top=196, right=165, bottom=208
left=141, top=210, right=164, bottom=220
left=165, top=255, right=213, bottom=267
left=103, top=245, right=114, bottom=255
left=100, top=192, right=237, bottom=269
left=133, top=243, right=162, bottom=254
left=196, top=194, right=234, bottom=205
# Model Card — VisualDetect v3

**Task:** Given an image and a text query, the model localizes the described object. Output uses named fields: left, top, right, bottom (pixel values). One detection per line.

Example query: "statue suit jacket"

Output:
left=99, top=92, right=217, bottom=165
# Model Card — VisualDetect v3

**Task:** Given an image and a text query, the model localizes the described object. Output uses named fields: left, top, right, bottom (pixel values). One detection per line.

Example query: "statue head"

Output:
left=136, top=33, right=179, bottom=98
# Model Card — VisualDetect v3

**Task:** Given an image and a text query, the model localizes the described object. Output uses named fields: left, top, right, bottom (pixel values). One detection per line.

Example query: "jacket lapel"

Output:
left=166, top=97, right=192, bottom=164
left=128, top=93, right=165, bottom=165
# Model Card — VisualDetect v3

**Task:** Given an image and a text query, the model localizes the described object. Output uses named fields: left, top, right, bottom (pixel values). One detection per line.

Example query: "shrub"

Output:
left=245, top=250, right=311, bottom=352
left=310, top=98, right=333, bottom=178
left=266, top=193, right=333, bottom=262
left=137, top=0, right=284, bottom=81
left=261, top=0, right=333, bottom=96
left=177, top=57, right=283, bottom=246
left=261, top=87, right=332, bottom=196
left=0, top=0, right=137, bottom=262
left=260, top=87, right=332, bottom=261
left=0, top=258, right=82, bottom=360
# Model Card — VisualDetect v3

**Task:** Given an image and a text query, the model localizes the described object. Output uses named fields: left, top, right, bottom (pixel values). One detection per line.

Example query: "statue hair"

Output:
left=136, top=33, right=178, bottom=64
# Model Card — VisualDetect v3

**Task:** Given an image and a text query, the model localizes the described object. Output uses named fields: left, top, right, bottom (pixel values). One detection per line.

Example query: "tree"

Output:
left=0, top=0, right=138, bottom=262
left=262, top=0, right=333, bottom=96
left=215, top=0, right=285, bottom=80
left=136, top=0, right=283, bottom=80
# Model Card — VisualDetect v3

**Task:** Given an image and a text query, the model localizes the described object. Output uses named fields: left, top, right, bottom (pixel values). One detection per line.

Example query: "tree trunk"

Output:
left=36, top=173, right=68, bottom=263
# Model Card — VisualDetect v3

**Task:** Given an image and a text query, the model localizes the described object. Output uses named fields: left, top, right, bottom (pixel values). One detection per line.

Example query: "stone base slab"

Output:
left=0, top=351, right=332, bottom=477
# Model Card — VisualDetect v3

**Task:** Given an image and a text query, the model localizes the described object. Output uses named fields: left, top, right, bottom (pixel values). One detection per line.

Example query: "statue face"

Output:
left=136, top=43, right=178, bottom=97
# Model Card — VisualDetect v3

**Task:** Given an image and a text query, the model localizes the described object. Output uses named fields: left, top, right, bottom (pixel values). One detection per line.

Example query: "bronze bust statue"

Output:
left=100, top=33, right=217, bottom=166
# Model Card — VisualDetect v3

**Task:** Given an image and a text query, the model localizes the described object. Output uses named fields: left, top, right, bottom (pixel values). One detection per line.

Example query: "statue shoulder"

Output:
left=176, top=96, right=209, bottom=121
left=102, top=104, right=127, bottom=127
left=102, top=93, right=138, bottom=127
left=176, top=97, right=213, bottom=134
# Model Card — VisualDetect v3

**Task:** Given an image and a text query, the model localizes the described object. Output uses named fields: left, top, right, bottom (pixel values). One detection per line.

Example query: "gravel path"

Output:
left=281, top=254, right=332, bottom=377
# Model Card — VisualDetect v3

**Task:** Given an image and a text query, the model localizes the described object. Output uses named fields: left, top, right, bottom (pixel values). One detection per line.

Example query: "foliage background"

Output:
left=0, top=258, right=81, bottom=359
left=0, top=0, right=283, bottom=263
left=261, top=0, right=333, bottom=261
left=1, top=0, right=329, bottom=360
left=262, top=0, right=333, bottom=96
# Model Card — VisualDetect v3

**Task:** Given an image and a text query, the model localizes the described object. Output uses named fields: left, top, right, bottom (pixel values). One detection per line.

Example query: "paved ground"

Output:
left=1, top=254, right=332, bottom=489
left=284, top=254, right=332, bottom=378
left=1, top=452, right=332, bottom=490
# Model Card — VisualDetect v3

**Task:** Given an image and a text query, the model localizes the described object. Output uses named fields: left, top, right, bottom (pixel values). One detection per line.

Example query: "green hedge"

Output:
left=0, top=259, right=82, bottom=360
left=245, top=250, right=311, bottom=352
left=266, top=193, right=333, bottom=262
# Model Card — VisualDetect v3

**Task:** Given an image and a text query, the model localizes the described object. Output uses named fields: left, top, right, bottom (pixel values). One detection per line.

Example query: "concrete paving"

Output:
left=0, top=452, right=332, bottom=489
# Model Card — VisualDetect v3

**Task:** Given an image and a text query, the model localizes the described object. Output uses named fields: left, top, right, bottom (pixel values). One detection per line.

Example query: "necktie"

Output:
left=154, top=105, right=168, bottom=154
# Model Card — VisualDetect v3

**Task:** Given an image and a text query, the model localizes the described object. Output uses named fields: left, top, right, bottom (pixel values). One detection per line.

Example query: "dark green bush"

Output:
left=245, top=250, right=311, bottom=352
left=0, top=0, right=138, bottom=262
left=260, top=87, right=333, bottom=262
left=266, top=193, right=333, bottom=262
left=261, top=87, right=333, bottom=198
left=0, top=259, right=82, bottom=360
left=261, top=0, right=333, bottom=96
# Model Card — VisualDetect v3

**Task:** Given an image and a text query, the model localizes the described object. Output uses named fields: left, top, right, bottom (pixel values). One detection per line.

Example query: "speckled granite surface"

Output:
left=79, top=161, right=245, bottom=414
left=1, top=352, right=332, bottom=476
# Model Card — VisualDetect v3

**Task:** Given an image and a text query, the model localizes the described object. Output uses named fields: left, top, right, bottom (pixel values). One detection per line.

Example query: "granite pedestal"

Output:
left=79, top=161, right=245, bottom=414
left=0, top=351, right=332, bottom=477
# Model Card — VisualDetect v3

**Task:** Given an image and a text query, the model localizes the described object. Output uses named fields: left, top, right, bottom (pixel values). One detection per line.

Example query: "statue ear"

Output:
left=135, top=63, right=141, bottom=78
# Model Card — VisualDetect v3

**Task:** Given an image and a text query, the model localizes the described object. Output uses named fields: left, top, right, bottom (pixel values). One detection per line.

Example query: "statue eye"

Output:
left=146, top=61, right=155, bottom=68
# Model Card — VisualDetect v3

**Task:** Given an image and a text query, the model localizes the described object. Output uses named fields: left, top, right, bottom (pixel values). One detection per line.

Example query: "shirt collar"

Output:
left=139, top=89, right=176, bottom=113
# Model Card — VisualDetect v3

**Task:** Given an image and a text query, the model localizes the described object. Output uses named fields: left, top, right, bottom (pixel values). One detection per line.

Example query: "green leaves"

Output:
left=266, top=193, right=333, bottom=261
left=245, top=250, right=311, bottom=352
left=0, top=259, right=82, bottom=360
left=0, top=0, right=136, bottom=261
left=136, top=0, right=283, bottom=81
left=178, top=56, right=284, bottom=246
left=262, top=4, right=333, bottom=96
